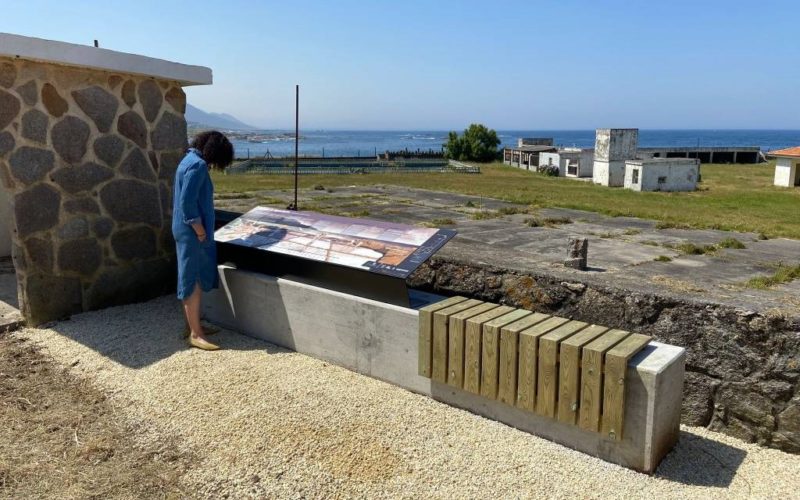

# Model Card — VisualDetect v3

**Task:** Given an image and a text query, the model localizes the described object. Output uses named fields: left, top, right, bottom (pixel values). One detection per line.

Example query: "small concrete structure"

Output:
left=205, top=264, right=685, bottom=473
left=0, top=33, right=211, bottom=323
left=593, top=128, right=638, bottom=187
left=624, top=158, right=700, bottom=192
left=770, top=147, right=800, bottom=187
left=503, top=144, right=557, bottom=171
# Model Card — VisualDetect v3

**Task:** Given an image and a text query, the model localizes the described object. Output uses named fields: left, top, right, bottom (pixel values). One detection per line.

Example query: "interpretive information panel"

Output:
left=215, top=206, right=456, bottom=278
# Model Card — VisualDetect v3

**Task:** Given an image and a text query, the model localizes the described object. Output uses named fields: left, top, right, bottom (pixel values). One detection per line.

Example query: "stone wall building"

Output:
left=623, top=158, right=700, bottom=192
left=0, top=33, right=211, bottom=324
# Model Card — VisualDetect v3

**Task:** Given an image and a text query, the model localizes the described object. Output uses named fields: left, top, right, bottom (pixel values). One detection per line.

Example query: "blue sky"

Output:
left=3, top=0, right=798, bottom=130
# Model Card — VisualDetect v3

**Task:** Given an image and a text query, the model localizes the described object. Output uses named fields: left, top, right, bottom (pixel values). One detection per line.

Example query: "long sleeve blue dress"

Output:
left=172, top=148, right=218, bottom=300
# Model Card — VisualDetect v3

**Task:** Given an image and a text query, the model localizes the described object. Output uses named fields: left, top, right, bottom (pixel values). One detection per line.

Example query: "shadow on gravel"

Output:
left=654, top=430, right=747, bottom=487
left=45, top=296, right=276, bottom=369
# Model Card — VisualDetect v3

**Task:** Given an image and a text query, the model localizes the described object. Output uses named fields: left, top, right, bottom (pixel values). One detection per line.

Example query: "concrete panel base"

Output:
left=204, top=264, right=685, bottom=473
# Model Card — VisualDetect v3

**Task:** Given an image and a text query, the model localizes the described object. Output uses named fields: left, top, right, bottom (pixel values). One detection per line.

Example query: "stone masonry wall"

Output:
left=408, top=257, right=800, bottom=454
left=0, top=57, right=187, bottom=324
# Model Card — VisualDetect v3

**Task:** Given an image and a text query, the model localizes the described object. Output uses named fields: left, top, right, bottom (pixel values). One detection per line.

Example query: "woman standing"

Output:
left=173, top=131, right=233, bottom=350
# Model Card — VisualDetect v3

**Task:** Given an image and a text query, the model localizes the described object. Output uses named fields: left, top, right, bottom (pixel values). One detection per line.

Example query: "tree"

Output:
left=444, top=124, right=501, bottom=162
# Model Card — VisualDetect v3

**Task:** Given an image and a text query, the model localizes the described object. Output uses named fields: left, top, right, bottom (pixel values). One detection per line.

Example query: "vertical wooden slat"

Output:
left=536, top=321, right=588, bottom=418
left=578, top=329, right=630, bottom=432
left=463, top=306, right=514, bottom=395
left=481, top=309, right=531, bottom=400
left=418, top=296, right=468, bottom=377
left=496, top=311, right=547, bottom=406
left=556, top=325, right=609, bottom=425
left=431, top=299, right=483, bottom=383
left=601, top=333, right=652, bottom=440
left=446, top=303, right=499, bottom=388
left=515, top=316, right=569, bottom=412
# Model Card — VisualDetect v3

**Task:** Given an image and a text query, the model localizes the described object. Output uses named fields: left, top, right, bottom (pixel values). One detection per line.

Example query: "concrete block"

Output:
left=204, top=264, right=685, bottom=473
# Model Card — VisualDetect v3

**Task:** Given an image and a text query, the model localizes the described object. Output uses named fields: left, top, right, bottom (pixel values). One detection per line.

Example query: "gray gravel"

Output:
left=17, top=296, right=800, bottom=498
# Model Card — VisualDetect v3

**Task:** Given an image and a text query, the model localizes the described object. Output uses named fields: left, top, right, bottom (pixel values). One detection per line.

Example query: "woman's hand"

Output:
left=191, top=222, right=207, bottom=242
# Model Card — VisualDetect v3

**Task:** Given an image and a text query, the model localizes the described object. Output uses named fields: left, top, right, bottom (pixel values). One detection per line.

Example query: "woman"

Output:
left=173, top=130, right=234, bottom=350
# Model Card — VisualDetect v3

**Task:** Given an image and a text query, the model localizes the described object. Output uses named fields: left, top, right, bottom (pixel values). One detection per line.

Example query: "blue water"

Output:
left=231, top=130, right=800, bottom=159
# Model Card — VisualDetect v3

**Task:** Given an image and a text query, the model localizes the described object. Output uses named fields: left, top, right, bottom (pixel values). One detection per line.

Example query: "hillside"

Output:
left=185, top=104, right=258, bottom=131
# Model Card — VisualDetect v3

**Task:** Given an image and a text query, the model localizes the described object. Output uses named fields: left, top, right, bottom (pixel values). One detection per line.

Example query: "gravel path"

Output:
left=17, top=296, right=800, bottom=499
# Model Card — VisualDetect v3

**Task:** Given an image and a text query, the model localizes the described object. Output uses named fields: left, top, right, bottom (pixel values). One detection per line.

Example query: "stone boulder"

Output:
left=52, top=116, right=90, bottom=163
left=72, top=85, right=119, bottom=133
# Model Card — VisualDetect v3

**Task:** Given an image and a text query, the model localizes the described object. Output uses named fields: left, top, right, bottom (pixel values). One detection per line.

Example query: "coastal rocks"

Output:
left=138, top=80, right=163, bottom=122
left=72, top=85, right=118, bottom=132
left=52, top=116, right=90, bottom=163
left=9, top=146, right=54, bottom=185
left=0, top=90, right=20, bottom=130
left=41, top=83, right=68, bottom=117
left=21, top=109, right=48, bottom=143
left=117, top=110, right=147, bottom=148
left=151, top=112, right=186, bottom=150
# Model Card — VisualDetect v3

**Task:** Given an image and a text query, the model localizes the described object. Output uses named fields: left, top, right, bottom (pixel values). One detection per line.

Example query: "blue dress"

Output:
left=172, top=148, right=218, bottom=300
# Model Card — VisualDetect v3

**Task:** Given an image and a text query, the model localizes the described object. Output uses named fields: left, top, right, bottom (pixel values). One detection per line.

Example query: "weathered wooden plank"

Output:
left=578, top=329, right=631, bottom=432
left=515, top=316, right=569, bottom=412
left=536, top=321, right=588, bottom=418
left=446, top=303, right=499, bottom=388
left=496, top=311, right=546, bottom=406
left=418, top=296, right=468, bottom=377
left=431, top=299, right=483, bottom=383
left=463, top=305, right=515, bottom=395
left=482, top=309, right=531, bottom=401
left=556, top=325, right=609, bottom=425
left=602, top=333, right=652, bottom=440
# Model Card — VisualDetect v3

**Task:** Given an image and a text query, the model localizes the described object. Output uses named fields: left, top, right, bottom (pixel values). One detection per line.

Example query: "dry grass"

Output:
left=0, top=336, right=190, bottom=499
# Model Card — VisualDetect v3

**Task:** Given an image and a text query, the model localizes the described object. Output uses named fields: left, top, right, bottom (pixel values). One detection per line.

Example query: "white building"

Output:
left=770, top=147, right=800, bottom=187
left=624, top=158, right=700, bottom=192
left=593, top=128, right=638, bottom=186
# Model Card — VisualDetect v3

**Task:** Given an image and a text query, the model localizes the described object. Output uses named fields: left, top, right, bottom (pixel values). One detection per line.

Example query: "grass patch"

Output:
left=213, top=161, right=800, bottom=238
left=675, top=242, right=718, bottom=255
left=472, top=210, right=501, bottom=220
left=654, top=255, right=673, bottom=262
left=497, top=205, right=532, bottom=215
left=419, top=218, right=456, bottom=228
left=524, top=216, right=573, bottom=228
left=623, top=228, right=642, bottom=236
left=717, top=237, right=746, bottom=249
left=745, top=264, right=800, bottom=289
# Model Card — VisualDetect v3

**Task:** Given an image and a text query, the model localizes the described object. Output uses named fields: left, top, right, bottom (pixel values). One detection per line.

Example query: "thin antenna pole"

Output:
left=293, top=84, right=299, bottom=211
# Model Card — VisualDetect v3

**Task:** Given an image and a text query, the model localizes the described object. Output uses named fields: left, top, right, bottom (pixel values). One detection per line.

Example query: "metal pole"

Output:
left=293, top=84, right=299, bottom=211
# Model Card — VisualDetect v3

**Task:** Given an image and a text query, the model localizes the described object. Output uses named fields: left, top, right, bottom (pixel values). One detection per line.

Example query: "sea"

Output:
left=230, top=130, right=800, bottom=159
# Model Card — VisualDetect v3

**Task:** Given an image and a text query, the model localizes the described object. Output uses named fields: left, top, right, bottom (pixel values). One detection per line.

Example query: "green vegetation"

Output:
left=212, top=161, right=800, bottom=238
left=443, top=124, right=501, bottom=162
left=420, top=218, right=456, bottom=228
left=524, top=216, right=572, bottom=228
left=654, top=255, right=673, bottom=262
left=675, top=242, right=718, bottom=255
left=717, top=237, right=746, bottom=249
left=745, top=264, right=800, bottom=289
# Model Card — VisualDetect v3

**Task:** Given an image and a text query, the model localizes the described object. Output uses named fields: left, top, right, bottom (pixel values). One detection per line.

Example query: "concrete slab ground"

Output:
left=214, top=185, right=800, bottom=317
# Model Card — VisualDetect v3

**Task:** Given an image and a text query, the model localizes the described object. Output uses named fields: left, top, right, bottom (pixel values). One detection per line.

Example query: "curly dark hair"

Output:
left=190, top=130, right=234, bottom=169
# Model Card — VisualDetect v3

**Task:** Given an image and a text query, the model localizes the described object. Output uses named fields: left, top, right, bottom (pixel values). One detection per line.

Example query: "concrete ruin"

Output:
left=0, top=33, right=211, bottom=324
left=592, top=128, right=639, bottom=187
left=770, top=147, right=800, bottom=187
left=624, top=158, right=700, bottom=192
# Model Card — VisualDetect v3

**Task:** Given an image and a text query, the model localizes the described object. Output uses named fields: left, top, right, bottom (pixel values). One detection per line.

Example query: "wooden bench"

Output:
left=419, top=296, right=652, bottom=441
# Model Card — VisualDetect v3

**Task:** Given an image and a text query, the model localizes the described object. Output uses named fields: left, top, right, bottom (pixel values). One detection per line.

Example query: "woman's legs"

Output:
left=182, top=283, right=207, bottom=340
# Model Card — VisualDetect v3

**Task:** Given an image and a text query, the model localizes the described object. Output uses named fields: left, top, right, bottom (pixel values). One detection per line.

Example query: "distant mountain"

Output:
left=185, top=104, right=258, bottom=131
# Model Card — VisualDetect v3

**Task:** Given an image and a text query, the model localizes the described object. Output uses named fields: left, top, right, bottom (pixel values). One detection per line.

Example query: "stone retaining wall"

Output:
left=0, top=57, right=187, bottom=324
left=408, top=257, right=800, bottom=454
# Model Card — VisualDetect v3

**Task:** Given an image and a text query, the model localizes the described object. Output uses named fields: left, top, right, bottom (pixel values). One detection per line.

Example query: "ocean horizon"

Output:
left=228, top=129, right=800, bottom=158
